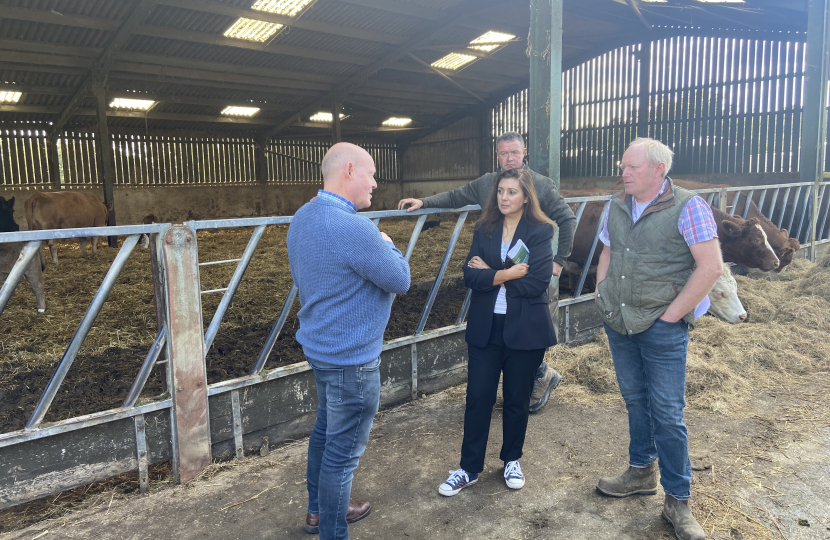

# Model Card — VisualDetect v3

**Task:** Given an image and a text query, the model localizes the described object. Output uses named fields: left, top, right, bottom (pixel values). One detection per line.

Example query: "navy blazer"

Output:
left=462, top=213, right=558, bottom=350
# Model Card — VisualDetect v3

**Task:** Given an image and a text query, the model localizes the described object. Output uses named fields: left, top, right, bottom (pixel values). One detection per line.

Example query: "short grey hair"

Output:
left=495, top=132, right=525, bottom=148
left=628, top=137, right=673, bottom=176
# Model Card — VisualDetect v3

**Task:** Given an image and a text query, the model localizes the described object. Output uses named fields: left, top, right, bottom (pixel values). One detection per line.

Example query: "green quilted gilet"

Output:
left=596, top=179, right=697, bottom=335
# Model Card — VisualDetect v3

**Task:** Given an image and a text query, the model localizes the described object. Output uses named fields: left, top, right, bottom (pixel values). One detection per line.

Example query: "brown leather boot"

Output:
left=596, top=462, right=658, bottom=497
left=662, top=495, right=705, bottom=540
left=304, top=500, right=371, bottom=534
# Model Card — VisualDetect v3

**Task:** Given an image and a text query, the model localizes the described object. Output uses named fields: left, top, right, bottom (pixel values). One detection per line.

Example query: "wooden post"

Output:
left=162, top=225, right=211, bottom=484
left=47, top=136, right=61, bottom=189
left=528, top=0, right=551, bottom=178
left=92, top=81, right=117, bottom=247
left=637, top=43, right=651, bottom=138
left=801, top=0, right=830, bottom=261
left=332, top=96, right=342, bottom=143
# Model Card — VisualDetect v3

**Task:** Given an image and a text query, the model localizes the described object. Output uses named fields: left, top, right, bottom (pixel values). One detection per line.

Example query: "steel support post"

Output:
left=92, top=81, right=118, bottom=248
left=528, top=0, right=552, bottom=178
left=548, top=0, right=563, bottom=189
left=162, top=225, right=211, bottom=484
left=479, top=107, right=492, bottom=176
left=801, top=0, right=830, bottom=261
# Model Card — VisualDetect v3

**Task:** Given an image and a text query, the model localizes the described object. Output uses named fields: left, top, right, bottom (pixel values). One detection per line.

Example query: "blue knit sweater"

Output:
left=287, top=194, right=411, bottom=365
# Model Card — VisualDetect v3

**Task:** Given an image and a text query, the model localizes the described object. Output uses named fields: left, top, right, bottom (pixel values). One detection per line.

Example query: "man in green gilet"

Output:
left=594, top=138, right=722, bottom=540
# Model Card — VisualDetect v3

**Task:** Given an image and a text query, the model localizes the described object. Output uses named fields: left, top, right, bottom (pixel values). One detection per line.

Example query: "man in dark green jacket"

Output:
left=398, top=132, right=577, bottom=413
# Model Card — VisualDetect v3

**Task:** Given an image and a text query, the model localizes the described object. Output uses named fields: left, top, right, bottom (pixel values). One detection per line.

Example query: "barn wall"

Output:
left=402, top=117, right=480, bottom=184
left=560, top=172, right=801, bottom=191
left=1, top=182, right=404, bottom=229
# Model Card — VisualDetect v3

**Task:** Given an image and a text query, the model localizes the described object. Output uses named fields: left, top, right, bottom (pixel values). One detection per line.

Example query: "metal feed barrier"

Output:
left=1, top=181, right=829, bottom=509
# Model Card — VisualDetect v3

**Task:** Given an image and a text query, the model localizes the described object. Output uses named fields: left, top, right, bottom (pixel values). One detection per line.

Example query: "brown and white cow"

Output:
left=0, top=196, right=46, bottom=312
left=24, top=191, right=109, bottom=264
left=672, top=180, right=800, bottom=272
left=707, top=262, right=746, bottom=324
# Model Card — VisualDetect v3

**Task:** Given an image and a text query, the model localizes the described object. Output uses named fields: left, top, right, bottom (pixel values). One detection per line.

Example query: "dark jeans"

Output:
left=460, top=314, right=546, bottom=474
left=604, top=320, right=692, bottom=500
left=306, top=356, right=381, bottom=540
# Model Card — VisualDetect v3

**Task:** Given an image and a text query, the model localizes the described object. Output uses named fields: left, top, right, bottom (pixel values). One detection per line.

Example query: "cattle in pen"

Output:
left=24, top=191, right=109, bottom=264
left=0, top=196, right=46, bottom=313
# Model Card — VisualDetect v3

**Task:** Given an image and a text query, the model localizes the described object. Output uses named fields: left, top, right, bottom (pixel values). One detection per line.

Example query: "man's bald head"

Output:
left=321, top=142, right=371, bottom=185
left=320, top=142, right=377, bottom=210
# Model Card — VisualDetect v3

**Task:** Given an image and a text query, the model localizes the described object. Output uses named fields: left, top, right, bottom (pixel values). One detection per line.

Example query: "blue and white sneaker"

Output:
left=438, top=469, right=478, bottom=497
left=504, top=460, right=525, bottom=489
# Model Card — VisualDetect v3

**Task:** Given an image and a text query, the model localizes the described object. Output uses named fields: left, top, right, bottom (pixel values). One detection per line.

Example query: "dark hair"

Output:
left=476, top=168, right=555, bottom=236
left=495, top=132, right=525, bottom=148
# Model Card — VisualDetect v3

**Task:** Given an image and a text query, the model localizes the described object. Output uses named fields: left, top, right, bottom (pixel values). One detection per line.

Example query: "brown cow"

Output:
left=25, top=191, right=108, bottom=264
left=670, top=180, right=799, bottom=272
left=1, top=196, right=45, bottom=312
left=139, top=214, right=159, bottom=249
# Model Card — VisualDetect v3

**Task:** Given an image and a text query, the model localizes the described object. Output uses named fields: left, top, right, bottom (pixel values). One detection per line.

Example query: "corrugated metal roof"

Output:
left=0, top=0, right=809, bottom=137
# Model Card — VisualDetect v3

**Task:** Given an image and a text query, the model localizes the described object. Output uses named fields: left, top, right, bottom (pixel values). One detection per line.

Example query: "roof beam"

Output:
left=0, top=83, right=75, bottom=96
left=159, top=0, right=404, bottom=45
left=335, top=0, right=440, bottom=21
left=259, top=0, right=509, bottom=141
left=407, top=53, right=485, bottom=102
left=0, top=50, right=95, bottom=69
left=50, top=0, right=160, bottom=140
left=0, top=6, right=121, bottom=31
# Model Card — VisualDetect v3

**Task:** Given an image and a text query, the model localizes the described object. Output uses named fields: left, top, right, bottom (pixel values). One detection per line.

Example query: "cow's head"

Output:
left=707, top=263, right=747, bottom=324
left=719, top=215, right=780, bottom=272
left=771, top=230, right=800, bottom=272
left=0, top=196, right=19, bottom=233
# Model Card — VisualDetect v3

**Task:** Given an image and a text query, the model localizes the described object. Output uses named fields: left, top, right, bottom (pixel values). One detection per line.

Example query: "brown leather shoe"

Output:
left=304, top=500, right=371, bottom=534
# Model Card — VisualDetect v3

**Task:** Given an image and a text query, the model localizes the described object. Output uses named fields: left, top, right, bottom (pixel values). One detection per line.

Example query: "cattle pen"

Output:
left=1, top=0, right=830, bottom=535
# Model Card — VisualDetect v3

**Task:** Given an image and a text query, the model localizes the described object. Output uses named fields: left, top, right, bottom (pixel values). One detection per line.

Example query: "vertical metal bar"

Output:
left=757, top=188, right=768, bottom=217
left=575, top=217, right=604, bottom=297
left=410, top=343, right=418, bottom=400
left=704, top=192, right=715, bottom=206
left=26, top=234, right=141, bottom=430
left=740, top=189, right=755, bottom=220
left=776, top=187, right=792, bottom=228
left=123, top=327, right=167, bottom=408
left=231, top=390, right=244, bottom=460
left=767, top=188, right=781, bottom=222
left=0, top=240, right=41, bottom=318
left=203, top=225, right=266, bottom=353
left=456, top=288, right=472, bottom=326
left=572, top=201, right=588, bottom=227
left=163, top=225, right=211, bottom=484
left=718, top=188, right=728, bottom=213
left=817, top=184, right=830, bottom=240
left=251, top=283, right=298, bottom=375
left=795, top=186, right=813, bottom=243
left=564, top=305, right=570, bottom=344
left=786, top=186, right=804, bottom=233
left=415, top=211, right=468, bottom=335
left=404, top=215, right=427, bottom=262
left=134, top=415, right=149, bottom=495
left=549, top=0, right=563, bottom=189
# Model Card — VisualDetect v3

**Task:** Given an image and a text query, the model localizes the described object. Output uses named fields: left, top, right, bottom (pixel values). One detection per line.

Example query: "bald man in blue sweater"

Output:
left=288, top=143, right=410, bottom=540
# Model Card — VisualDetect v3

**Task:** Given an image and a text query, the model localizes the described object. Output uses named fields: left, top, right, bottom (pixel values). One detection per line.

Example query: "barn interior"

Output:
left=0, top=0, right=819, bottom=227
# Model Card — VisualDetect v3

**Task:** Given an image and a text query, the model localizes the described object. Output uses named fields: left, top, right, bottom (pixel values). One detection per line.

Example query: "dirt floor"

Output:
left=0, top=373, right=827, bottom=540
left=0, top=216, right=477, bottom=432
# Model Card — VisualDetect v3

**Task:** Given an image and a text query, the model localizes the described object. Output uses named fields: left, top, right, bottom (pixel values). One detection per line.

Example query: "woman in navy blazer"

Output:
left=439, top=168, right=558, bottom=497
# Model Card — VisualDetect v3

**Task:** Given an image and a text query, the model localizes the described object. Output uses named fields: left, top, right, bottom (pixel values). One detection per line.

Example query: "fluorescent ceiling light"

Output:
left=382, top=117, right=412, bottom=127
left=431, top=53, right=477, bottom=70
left=431, top=30, right=516, bottom=71
left=252, top=0, right=315, bottom=17
left=222, top=106, right=260, bottom=116
left=468, top=31, right=516, bottom=52
left=309, top=112, right=347, bottom=122
left=224, top=0, right=315, bottom=42
left=109, top=98, right=156, bottom=110
left=0, top=91, right=22, bottom=103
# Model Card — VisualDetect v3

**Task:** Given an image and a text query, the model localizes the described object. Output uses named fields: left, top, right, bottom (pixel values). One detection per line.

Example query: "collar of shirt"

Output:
left=631, top=178, right=669, bottom=222
left=316, top=190, right=357, bottom=212
left=496, top=162, right=529, bottom=174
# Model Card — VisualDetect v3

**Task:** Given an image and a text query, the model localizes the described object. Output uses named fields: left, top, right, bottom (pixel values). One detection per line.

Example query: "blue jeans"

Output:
left=604, top=320, right=692, bottom=500
left=307, top=357, right=381, bottom=540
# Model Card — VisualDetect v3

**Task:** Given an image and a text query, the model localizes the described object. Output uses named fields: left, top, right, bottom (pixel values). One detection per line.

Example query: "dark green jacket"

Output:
left=595, top=180, right=697, bottom=335
left=419, top=169, right=576, bottom=267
